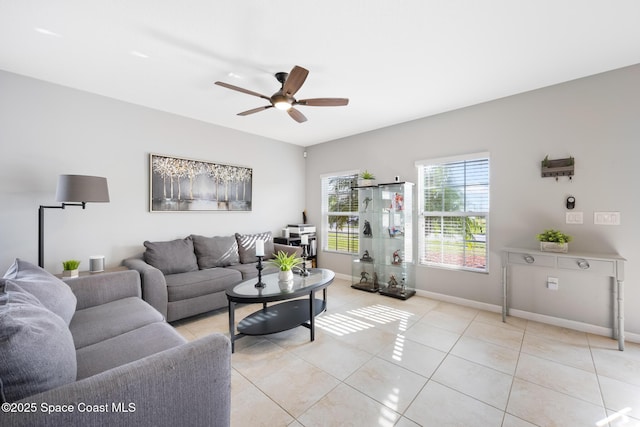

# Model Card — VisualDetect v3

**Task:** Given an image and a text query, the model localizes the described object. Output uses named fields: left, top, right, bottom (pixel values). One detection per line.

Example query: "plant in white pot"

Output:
left=62, top=259, right=81, bottom=278
left=268, top=251, right=303, bottom=290
left=536, top=229, right=572, bottom=253
left=359, top=170, right=376, bottom=186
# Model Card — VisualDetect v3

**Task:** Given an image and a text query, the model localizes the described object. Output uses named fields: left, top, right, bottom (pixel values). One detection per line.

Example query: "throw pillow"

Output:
left=0, top=279, right=77, bottom=403
left=3, top=258, right=77, bottom=325
left=143, top=237, right=199, bottom=275
left=235, top=231, right=274, bottom=264
left=191, top=235, right=239, bottom=269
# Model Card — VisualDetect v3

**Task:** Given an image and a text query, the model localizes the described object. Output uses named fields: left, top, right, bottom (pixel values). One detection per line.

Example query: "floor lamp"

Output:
left=38, top=174, right=110, bottom=268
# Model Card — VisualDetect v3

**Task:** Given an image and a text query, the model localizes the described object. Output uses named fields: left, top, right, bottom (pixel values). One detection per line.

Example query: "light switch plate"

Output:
left=566, top=212, right=583, bottom=224
left=594, top=212, right=621, bottom=225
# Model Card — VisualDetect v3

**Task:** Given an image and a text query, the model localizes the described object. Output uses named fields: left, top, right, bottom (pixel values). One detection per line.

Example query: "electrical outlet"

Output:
left=594, top=212, right=621, bottom=225
left=547, top=277, right=559, bottom=290
left=566, top=212, right=583, bottom=224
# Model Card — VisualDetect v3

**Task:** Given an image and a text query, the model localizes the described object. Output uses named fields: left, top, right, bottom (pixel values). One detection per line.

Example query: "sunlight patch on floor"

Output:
left=596, top=407, right=632, bottom=426
left=315, top=312, right=375, bottom=336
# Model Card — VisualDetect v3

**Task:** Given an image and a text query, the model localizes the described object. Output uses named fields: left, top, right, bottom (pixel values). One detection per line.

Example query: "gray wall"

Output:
left=0, top=70, right=306, bottom=273
left=305, top=64, right=640, bottom=335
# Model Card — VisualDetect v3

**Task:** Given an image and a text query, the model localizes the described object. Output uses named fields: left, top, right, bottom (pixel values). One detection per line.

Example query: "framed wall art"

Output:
left=149, top=153, right=252, bottom=212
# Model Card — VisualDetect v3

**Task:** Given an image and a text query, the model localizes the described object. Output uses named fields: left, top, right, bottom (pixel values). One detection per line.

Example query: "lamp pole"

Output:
left=38, top=202, right=85, bottom=268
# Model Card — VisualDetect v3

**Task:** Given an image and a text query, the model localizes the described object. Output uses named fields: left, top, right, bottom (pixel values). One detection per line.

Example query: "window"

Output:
left=416, top=153, right=489, bottom=272
left=321, top=171, right=359, bottom=254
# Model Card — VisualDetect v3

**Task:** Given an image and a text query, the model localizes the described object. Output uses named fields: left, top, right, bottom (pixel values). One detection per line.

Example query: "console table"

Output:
left=502, top=247, right=626, bottom=350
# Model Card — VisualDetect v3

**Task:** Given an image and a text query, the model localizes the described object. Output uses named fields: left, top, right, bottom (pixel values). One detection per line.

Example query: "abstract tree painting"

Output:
left=150, top=154, right=252, bottom=211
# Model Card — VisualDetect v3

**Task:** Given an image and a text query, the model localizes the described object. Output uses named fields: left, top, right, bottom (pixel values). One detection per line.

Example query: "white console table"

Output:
left=502, top=247, right=626, bottom=350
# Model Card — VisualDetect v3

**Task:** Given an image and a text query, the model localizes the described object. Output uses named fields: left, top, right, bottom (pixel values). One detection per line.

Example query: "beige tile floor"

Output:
left=173, top=278, right=640, bottom=427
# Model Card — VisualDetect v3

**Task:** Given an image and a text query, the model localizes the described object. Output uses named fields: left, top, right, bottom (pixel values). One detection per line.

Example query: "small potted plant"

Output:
left=359, top=170, right=376, bottom=186
left=536, top=229, right=572, bottom=253
left=62, top=259, right=81, bottom=278
left=268, top=251, right=303, bottom=289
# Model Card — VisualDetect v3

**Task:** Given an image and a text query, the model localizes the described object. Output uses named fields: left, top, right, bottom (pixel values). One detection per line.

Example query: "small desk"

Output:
left=502, top=247, right=626, bottom=350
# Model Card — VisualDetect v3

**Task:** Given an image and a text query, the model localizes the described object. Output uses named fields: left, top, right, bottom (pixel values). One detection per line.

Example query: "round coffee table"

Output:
left=226, top=268, right=335, bottom=352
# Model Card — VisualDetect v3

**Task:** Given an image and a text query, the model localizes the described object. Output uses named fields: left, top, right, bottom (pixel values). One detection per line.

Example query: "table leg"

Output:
left=228, top=300, right=236, bottom=353
left=310, top=290, right=315, bottom=342
left=502, top=266, right=507, bottom=322
left=618, top=280, right=625, bottom=351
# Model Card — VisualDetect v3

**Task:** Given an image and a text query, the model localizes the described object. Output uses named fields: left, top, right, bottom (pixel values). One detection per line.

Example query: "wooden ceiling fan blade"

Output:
left=288, top=108, right=308, bottom=123
left=283, top=66, right=309, bottom=96
left=215, top=81, right=270, bottom=101
left=237, top=105, right=272, bottom=116
left=296, top=98, right=349, bottom=106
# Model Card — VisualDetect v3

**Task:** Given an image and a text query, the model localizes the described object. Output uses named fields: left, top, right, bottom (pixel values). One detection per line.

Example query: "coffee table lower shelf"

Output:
left=237, top=298, right=326, bottom=336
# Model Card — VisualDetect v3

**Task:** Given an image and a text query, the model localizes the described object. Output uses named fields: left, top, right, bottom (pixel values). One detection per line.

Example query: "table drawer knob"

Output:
left=577, top=259, right=590, bottom=269
left=523, top=255, right=535, bottom=264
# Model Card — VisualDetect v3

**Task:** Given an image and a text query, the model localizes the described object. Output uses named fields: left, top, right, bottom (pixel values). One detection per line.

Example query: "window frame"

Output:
left=320, top=170, right=360, bottom=255
left=415, top=152, right=490, bottom=273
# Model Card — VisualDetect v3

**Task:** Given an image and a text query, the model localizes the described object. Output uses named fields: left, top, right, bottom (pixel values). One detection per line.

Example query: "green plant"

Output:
left=360, top=170, right=375, bottom=180
left=62, top=259, right=81, bottom=270
left=536, top=229, right=572, bottom=243
left=268, top=251, right=303, bottom=271
left=541, top=155, right=550, bottom=167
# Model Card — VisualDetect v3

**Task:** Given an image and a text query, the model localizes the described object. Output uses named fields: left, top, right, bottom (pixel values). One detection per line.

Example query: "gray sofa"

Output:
left=0, top=259, right=230, bottom=427
left=123, top=231, right=302, bottom=322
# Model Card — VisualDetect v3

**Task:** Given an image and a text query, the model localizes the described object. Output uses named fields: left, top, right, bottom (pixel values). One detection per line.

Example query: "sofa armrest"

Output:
left=8, top=334, right=231, bottom=427
left=66, top=270, right=141, bottom=310
left=274, top=243, right=303, bottom=257
left=123, top=256, right=169, bottom=319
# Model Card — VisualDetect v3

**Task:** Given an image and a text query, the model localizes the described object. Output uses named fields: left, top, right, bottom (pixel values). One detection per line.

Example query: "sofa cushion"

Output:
left=0, top=279, right=77, bottom=403
left=226, top=263, right=279, bottom=280
left=76, top=322, right=186, bottom=380
left=144, top=237, right=199, bottom=275
left=70, top=296, right=165, bottom=349
left=191, top=234, right=239, bottom=269
left=235, top=231, right=275, bottom=264
left=165, top=268, right=242, bottom=302
left=3, top=258, right=77, bottom=325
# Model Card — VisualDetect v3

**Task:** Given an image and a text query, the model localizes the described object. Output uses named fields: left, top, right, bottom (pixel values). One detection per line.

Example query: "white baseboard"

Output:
left=416, top=289, right=502, bottom=313
left=334, top=278, right=640, bottom=344
left=334, top=272, right=352, bottom=282
left=414, top=289, right=640, bottom=345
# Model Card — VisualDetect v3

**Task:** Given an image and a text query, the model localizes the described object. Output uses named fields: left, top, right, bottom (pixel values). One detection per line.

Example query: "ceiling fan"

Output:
left=214, top=65, right=349, bottom=123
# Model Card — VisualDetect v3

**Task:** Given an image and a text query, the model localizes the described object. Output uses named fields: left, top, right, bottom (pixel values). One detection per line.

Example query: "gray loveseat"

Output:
left=0, top=259, right=230, bottom=427
left=123, top=231, right=301, bottom=322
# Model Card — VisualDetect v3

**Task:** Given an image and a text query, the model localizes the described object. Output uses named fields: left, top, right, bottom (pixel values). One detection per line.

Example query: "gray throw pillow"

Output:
left=143, top=237, right=199, bottom=275
left=0, top=279, right=77, bottom=403
left=235, top=231, right=274, bottom=264
left=191, top=235, right=239, bottom=269
left=3, top=258, right=77, bottom=325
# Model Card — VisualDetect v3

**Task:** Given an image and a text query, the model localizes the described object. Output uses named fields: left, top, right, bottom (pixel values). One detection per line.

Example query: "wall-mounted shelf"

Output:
left=541, top=156, right=574, bottom=179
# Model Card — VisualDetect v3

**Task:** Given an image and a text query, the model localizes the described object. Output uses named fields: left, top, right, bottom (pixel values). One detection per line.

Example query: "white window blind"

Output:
left=321, top=171, right=359, bottom=254
left=416, top=153, right=490, bottom=272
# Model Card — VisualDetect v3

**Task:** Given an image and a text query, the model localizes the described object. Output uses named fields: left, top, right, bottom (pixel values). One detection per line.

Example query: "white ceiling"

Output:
left=1, top=1, right=639, bottom=147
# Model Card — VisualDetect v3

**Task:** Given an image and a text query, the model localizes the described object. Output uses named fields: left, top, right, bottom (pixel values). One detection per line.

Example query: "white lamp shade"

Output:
left=55, top=175, right=110, bottom=203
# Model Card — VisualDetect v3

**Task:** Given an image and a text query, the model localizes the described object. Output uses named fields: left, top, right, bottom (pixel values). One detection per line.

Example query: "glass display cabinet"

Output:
left=351, top=185, right=379, bottom=292
left=351, top=182, right=415, bottom=300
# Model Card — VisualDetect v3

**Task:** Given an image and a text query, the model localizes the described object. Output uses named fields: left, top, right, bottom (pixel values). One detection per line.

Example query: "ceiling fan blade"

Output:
left=287, top=107, right=307, bottom=123
left=296, top=98, right=349, bottom=107
left=283, top=66, right=309, bottom=96
left=214, top=81, right=271, bottom=101
left=237, top=105, right=272, bottom=116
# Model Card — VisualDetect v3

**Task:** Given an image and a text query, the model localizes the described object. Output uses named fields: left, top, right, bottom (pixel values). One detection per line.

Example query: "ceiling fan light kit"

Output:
left=215, top=65, right=349, bottom=123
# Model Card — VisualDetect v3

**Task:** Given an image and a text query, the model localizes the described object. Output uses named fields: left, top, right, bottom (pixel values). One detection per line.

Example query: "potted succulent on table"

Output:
left=62, top=259, right=81, bottom=278
left=536, top=229, right=572, bottom=253
left=268, top=251, right=303, bottom=290
left=359, top=170, right=376, bottom=186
